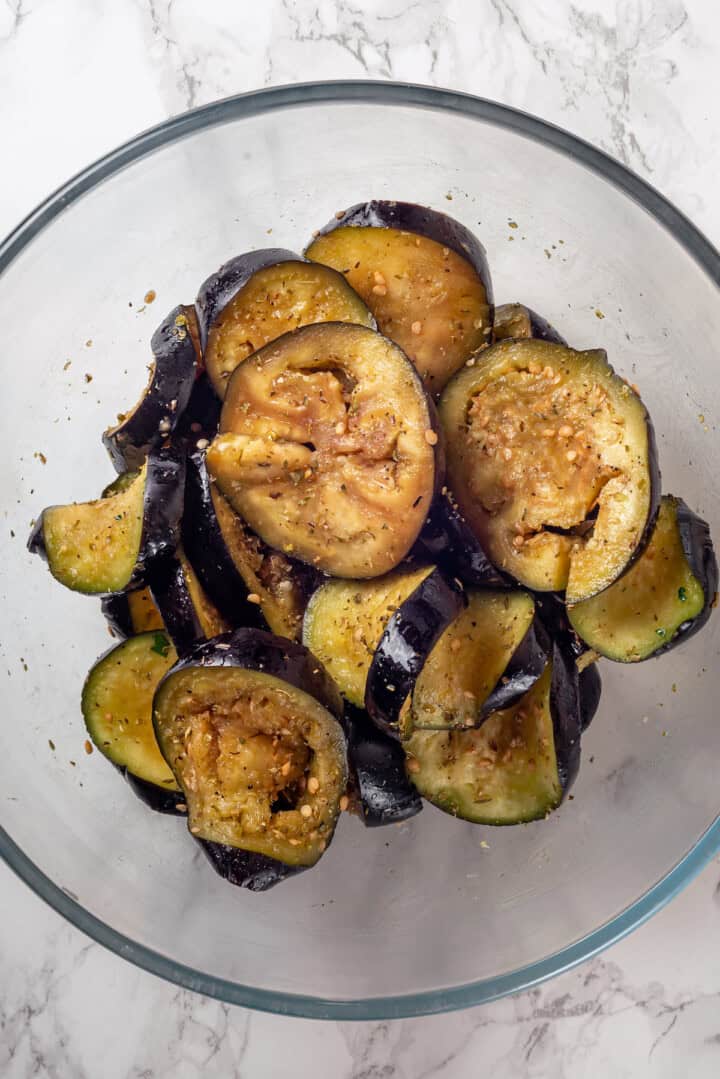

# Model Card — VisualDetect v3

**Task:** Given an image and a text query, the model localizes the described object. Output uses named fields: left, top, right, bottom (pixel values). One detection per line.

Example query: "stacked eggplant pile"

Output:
left=29, top=202, right=717, bottom=891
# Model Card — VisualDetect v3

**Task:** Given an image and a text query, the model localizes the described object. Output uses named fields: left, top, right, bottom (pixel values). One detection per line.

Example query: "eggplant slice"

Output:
left=207, top=322, right=440, bottom=578
left=149, top=546, right=230, bottom=654
left=183, top=451, right=316, bottom=640
left=569, top=495, right=717, bottom=662
left=306, top=200, right=493, bottom=394
left=103, top=305, right=200, bottom=471
left=411, top=590, right=549, bottom=731
left=493, top=302, right=568, bottom=346
left=28, top=447, right=185, bottom=595
left=153, top=629, right=347, bottom=888
left=342, top=704, right=422, bottom=827
left=101, top=587, right=165, bottom=639
left=303, top=566, right=439, bottom=708
left=197, top=249, right=375, bottom=398
left=82, top=631, right=183, bottom=814
left=405, top=651, right=581, bottom=825
left=439, top=339, right=659, bottom=601
left=579, top=663, right=602, bottom=732
left=419, top=487, right=509, bottom=587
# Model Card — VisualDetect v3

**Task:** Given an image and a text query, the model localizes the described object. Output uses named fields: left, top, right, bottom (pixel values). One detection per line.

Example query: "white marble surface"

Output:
left=1, top=0, right=720, bottom=1074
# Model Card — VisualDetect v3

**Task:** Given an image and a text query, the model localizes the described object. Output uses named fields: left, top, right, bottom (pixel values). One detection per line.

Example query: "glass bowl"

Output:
left=1, top=82, right=719, bottom=1020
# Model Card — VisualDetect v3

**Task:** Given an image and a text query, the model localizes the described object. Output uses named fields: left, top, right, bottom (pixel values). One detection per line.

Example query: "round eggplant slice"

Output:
left=152, top=629, right=347, bottom=884
left=365, top=569, right=466, bottom=738
left=82, top=631, right=183, bottom=814
left=419, top=488, right=509, bottom=587
left=439, top=339, right=660, bottom=601
left=569, top=495, right=717, bottom=662
left=410, top=590, right=549, bottom=731
left=405, top=653, right=580, bottom=825
left=148, top=546, right=230, bottom=655
left=207, top=322, right=440, bottom=578
left=28, top=446, right=185, bottom=596
left=342, top=704, right=422, bottom=827
left=493, top=302, right=568, bottom=346
left=196, top=249, right=375, bottom=398
left=101, top=587, right=165, bottom=639
left=103, top=305, right=200, bottom=472
left=306, top=200, right=493, bottom=394
left=182, top=451, right=317, bottom=640
left=302, top=565, right=442, bottom=709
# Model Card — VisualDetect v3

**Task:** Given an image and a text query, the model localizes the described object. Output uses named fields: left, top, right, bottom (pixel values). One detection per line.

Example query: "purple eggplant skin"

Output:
left=312, top=201, right=494, bottom=307
left=418, top=490, right=509, bottom=588
left=527, top=307, right=568, bottom=347
left=365, top=569, right=466, bottom=739
left=548, top=639, right=582, bottom=794
left=175, top=374, right=222, bottom=449
left=665, top=497, right=718, bottom=653
left=181, top=451, right=270, bottom=630
left=480, top=613, right=551, bottom=718
left=123, top=770, right=186, bottom=815
left=342, top=704, right=422, bottom=826
left=579, top=664, right=602, bottom=733
left=534, top=592, right=587, bottom=660
left=199, top=841, right=305, bottom=892
left=494, top=302, right=568, bottom=347
left=103, top=305, right=200, bottom=472
left=147, top=553, right=204, bottom=656
left=195, top=248, right=298, bottom=351
left=100, top=594, right=134, bottom=639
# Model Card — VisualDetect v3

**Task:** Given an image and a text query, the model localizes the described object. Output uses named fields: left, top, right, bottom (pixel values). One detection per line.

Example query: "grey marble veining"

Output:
left=1, top=1, right=720, bottom=1075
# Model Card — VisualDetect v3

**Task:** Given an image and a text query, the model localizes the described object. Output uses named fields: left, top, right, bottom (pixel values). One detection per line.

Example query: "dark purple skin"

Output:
left=103, top=305, right=200, bottom=472
left=548, top=639, right=582, bottom=794
left=27, top=445, right=185, bottom=595
left=664, top=496, right=718, bottom=652
left=123, top=770, right=186, bottom=815
left=154, top=628, right=345, bottom=891
left=479, top=613, right=550, bottom=719
left=579, top=663, right=602, bottom=733
left=100, top=594, right=134, bottom=639
left=175, top=374, right=222, bottom=449
left=493, top=302, right=568, bottom=347
left=147, top=552, right=207, bottom=656
left=365, top=569, right=466, bottom=739
left=528, top=307, right=568, bottom=347
left=418, top=490, right=509, bottom=588
left=310, top=200, right=494, bottom=309
left=341, top=704, right=422, bottom=826
left=195, top=248, right=298, bottom=352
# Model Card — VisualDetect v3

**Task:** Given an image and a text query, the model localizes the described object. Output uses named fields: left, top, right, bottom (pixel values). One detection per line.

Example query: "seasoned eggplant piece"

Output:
left=579, top=662, right=602, bottom=732
left=175, top=374, right=222, bottom=449
left=207, top=323, right=440, bottom=578
left=82, top=631, right=182, bottom=814
left=306, top=200, right=493, bottom=393
left=101, top=587, right=165, bottom=638
left=28, top=447, right=185, bottom=595
left=342, top=704, right=422, bottom=826
left=302, top=566, right=446, bottom=708
left=419, top=488, right=509, bottom=587
left=196, top=250, right=375, bottom=398
left=103, top=305, right=200, bottom=471
left=153, top=630, right=347, bottom=888
left=183, top=451, right=316, bottom=640
left=439, top=339, right=659, bottom=600
left=493, top=302, right=567, bottom=346
left=101, top=469, right=140, bottom=500
left=149, top=546, right=230, bottom=654
left=411, top=591, right=549, bottom=731
left=405, top=652, right=580, bottom=824
left=365, top=569, right=466, bottom=738
left=569, top=495, right=717, bottom=661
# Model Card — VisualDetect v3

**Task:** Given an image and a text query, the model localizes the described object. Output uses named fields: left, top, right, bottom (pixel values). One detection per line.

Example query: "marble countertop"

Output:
left=2, top=1, right=719, bottom=1075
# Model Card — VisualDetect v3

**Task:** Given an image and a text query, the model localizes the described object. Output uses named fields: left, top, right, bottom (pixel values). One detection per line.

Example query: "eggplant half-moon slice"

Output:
left=103, top=305, right=200, bottom=471
left=148, top=546, right=230, bottom=654
left=493, top=302, right=568, bottom=346
left=404, top=648, right=581, bottom=824
left=152, top=629, right=347, bottom=889
left=410, top=590, right=549, bottom=731
left=207, top=322, right=440, bottom=578
left=196, top=249, right=375, bottom=398
left=82, top=631, right=183, bottom=814
left=182, top=451, right=316, bottom=640
left=28, top=447, right=185, bottom=595
left=569, top=495, right=717, bottom=662
left=302, top=566, right=461, bottom=714
left=342, top=704, right=422, bottom=827
left=439, top=338, right=659, bottom=601
left=306, top=200, right=493, bottom=394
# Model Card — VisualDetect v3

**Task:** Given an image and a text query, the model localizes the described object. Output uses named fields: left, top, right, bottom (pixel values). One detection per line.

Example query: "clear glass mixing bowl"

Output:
left=1, top=83, right=718, bottom=1020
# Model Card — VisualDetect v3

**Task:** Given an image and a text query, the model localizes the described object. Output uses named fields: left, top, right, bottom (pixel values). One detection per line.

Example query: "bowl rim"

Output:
left=1, top=80, right=719, bottom=1021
